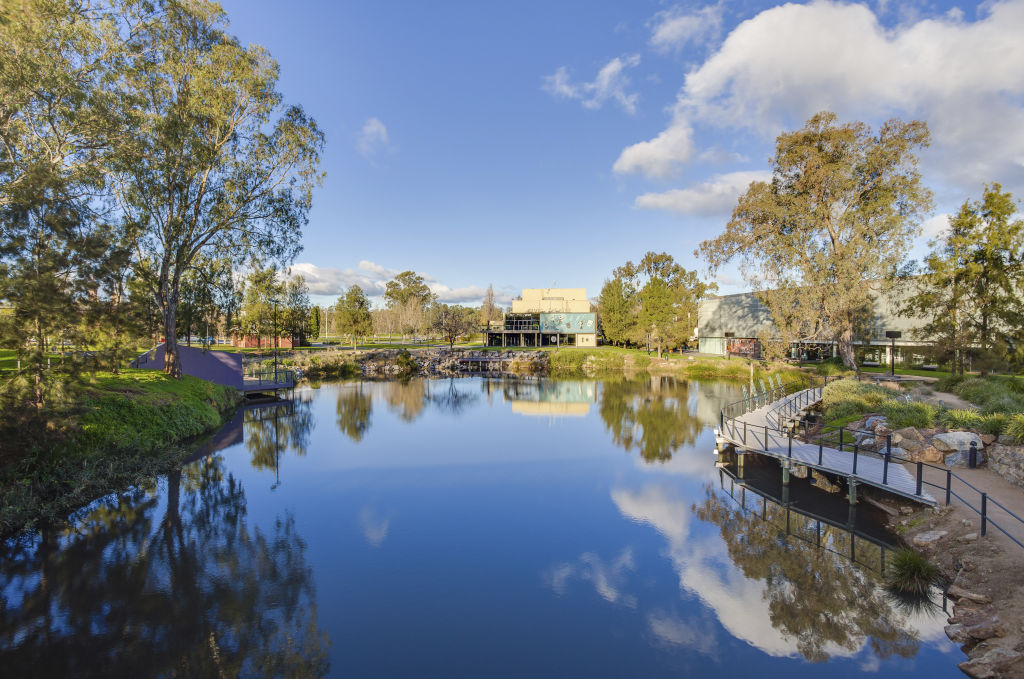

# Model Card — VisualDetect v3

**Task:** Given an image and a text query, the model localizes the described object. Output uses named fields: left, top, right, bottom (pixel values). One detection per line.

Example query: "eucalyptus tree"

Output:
left=110, top=1, right=324, bottom=376
left=597, top=275, right=638, bottom=347
left=430, top=303, right=475, bottom=349
left=699, top=112, right=932, bottom=369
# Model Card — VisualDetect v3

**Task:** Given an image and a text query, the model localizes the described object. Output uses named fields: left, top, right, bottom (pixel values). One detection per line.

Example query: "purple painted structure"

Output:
left=131, top=344, right=243, bottom=389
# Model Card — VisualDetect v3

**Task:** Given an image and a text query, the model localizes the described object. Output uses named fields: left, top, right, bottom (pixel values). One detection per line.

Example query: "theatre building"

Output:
left=485, top=288, right=597, bottom=348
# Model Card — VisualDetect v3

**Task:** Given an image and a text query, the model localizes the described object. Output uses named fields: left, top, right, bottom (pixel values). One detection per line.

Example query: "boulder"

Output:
left=919, top=445, right=944, bottom=463
left=864, top=415, right=888, bottom=430
left=948, top=585, right=992, bottom=605
left=900, top=439, right=923, bottom=454
left=933, top=431, right=984, bottom=453
left=987, top=443, right=1024, bottom=489
left=980, top=434, right=997, bottom=446
left=896, top=426, right=925, bottom=442
left=997, top=434, right=1020, bottom=446
left=912, top=530, right=947, bottom=547
left=959, top=647, right=1024, bottom=679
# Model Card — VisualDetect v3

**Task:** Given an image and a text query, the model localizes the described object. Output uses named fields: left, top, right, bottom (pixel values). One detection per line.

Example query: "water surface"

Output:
left=1, top=376, right=960, bottom=677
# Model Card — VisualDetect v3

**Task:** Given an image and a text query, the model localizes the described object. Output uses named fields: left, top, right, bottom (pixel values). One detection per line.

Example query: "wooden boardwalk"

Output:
left=719, top=387, right=936, bottom=506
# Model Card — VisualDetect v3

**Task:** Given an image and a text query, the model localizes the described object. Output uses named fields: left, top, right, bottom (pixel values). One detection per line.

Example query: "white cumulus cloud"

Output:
left=634, top=170, right=770, bottom=215
left=543, top=54, right=642, bottom=114
left=619, top=0, right=1024, bottom=192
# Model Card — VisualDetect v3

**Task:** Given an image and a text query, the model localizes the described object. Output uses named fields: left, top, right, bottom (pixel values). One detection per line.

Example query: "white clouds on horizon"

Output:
left=356, top=117, right=391, bottom=158
left=616, top=0, right=1024, bottom=195
left=634, top=170, right=770, bottom=215
left=543, top=54, right=643, bottom=114
left=289, top=260, right=515, bottom=305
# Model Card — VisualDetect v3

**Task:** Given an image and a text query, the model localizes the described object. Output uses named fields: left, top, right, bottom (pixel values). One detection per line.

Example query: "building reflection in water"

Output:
left=0, top=453, right=329, bottom=676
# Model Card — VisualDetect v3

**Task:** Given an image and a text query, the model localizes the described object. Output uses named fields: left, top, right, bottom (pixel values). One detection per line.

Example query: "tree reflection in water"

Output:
left=430, top=378, right=479, bottom=415
left=245, top=394, right=315, bottom=473
left=336, top=384, right=372, bottom=442
left=694, top=485, right=920, bottom=663
left=599, top=376, right=703, bottom=461
left=0, top=455, right=329, bottom=676
left=384, top=379, right=428, bottom=422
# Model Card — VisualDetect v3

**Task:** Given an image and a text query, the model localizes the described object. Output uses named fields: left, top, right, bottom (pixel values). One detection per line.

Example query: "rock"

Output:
left=919, top=445, right=944, bottom=463
left=900, top=505, right=914, bottom=515
left=959, top=647, right=1023, bottom=679
left=946, top=451, right=967, bottom=467
left=962, top=519, right=974, bottom=527
left=912, top=530, right=948, bottom=547
left=933, top=431, right=984, bottom=452
left=959, top=532, right=979, bottom=542
left=900, top=439, right=923, bottom=454
left=997, top=434, right=1020, bottom=446
left=896, top=426, right=925, bottom=442
left=945, top=623, right=971, bottom=644
left=987, top=443, right=1024, bottom=490
left=865, top=415, right=887, bottom=430
left=981, top=434, right=997, bottom=446
left=948, top=584, right=993, bottom=605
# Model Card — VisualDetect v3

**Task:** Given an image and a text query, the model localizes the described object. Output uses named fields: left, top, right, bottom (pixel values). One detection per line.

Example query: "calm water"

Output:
left=1, top=376, right=961, bottom=678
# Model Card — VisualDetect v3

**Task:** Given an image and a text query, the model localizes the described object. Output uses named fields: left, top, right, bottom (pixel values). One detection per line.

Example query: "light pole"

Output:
left=272, top=297, right=280, bottom=382
left=885, top=330, right=901, bottom=376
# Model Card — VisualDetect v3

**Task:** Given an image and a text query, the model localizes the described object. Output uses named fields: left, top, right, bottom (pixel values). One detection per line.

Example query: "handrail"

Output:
left=717, top=376, right=1024, bottom=551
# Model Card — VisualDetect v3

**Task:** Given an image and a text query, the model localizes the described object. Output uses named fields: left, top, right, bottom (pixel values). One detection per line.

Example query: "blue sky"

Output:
left=217, top=0, right=1024, bottom=307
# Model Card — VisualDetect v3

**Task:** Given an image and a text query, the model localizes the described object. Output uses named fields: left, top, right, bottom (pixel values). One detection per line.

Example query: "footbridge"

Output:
left=716, top=377, right=937, bottom=506
left=131, top=344, right=294, bottom=395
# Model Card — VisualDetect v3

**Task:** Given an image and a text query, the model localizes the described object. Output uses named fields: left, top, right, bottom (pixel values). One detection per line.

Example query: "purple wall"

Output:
left=131, top=345, right=243, bottom=389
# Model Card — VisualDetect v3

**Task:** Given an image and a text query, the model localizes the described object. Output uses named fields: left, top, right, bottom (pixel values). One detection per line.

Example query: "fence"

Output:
left=718, top=376, right=1024, bottom=551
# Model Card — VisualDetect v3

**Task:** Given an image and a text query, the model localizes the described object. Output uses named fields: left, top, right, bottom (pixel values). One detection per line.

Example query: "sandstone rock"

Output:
left=959, top=533, right=979, bottom=542
left=896, top=426, right=925, bottom=442
left=948, top=584, right=993, bottom=605
left=912, top=530, right=948, bottom=547
left=900, top=439, right=923, bottom=454
left=917, top=445, right=944, bottom=464
left=980, top=433, right=996, bottom=446
left=997, top=434, right=1020, bottom=446
left=959, top=647, right=1023, bottom=679
left=945, top=623, right=970, bottom=644
left=933, top=431, right=984, bottom=452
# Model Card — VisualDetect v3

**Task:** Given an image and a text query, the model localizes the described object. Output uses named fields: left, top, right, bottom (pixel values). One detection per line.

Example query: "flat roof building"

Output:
left=487, top=287, right=597, bottom=348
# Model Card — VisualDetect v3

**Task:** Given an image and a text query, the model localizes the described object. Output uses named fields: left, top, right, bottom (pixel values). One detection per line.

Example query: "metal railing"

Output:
left=717, top=376, right=1024, bottom=550
left=244, top=366, right=296, bottom=387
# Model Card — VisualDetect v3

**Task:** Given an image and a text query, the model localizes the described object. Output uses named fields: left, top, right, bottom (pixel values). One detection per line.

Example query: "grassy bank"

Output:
left=544, top=346, right=805, bottom=382
left=0, top=369, right=241, bottom=537
left=822, top=376, right=1024, bottom=439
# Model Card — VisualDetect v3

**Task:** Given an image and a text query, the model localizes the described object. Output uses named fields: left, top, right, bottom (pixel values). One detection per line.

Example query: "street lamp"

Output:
left=885, top=330, right=902, bottom=376
left=271, top=297, right=280, bottom=382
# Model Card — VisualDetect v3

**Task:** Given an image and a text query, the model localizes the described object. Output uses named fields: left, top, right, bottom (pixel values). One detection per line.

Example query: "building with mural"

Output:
left=485, top=288, right=597, bottom=347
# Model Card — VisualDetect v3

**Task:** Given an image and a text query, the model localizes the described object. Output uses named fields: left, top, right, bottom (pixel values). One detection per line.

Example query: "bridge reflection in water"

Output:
left=715, top=451, right=900, bottom=576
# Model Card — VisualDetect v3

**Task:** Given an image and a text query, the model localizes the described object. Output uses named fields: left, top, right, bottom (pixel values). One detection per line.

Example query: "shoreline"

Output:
left=0, top=370, right=242, bottom=540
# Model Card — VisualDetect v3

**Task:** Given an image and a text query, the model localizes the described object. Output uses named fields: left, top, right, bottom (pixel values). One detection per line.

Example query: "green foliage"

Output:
left=814, top=358, right=848, bottom=377
left=334, top=285, right=373, bottom=347
left=597, top=276, right=638, bottom=347
left=394, top=349, right=418, bottom=375
left=699, top=112, right=932, bottom=369
left=887, top=548, right=937, bottom=596
left=879, top=401, right=937, bottom=429
left=822, top=380, right=896, bottom=420
left=0, top=369, right=240, bottom=536
left=937, top=376, right=1024, bottom=415
left=1005, top=414, right=1024, bottom=443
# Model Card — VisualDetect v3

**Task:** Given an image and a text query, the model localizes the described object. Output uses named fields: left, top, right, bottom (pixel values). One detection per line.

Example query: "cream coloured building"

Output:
left=487, top=287, right=597, bottom=348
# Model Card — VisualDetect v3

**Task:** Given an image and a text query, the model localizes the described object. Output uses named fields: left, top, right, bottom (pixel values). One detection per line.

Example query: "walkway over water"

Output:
left=718, top=384, right=937, bottom=505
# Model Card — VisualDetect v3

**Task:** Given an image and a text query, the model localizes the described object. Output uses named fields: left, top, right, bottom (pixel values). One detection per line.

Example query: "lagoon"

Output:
left=0, top=376, right=960, bottom=677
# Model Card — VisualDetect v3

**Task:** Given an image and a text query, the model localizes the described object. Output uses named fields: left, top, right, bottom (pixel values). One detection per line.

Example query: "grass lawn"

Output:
left=0, top=368, right=241, bottom=537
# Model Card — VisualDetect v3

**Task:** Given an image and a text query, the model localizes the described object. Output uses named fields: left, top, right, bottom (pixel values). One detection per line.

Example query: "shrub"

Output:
left=822, top=379, right=895, bottom=420
left=940, top=408, right=983, bottom=431
left=1006, top=414, right=1024, bottom=443
left=887, top=548, right=937, bottom=596
left=979, top=413, right=1009, bottom=435
left=979, top=392, right=1024, bottom=415
left=880, top=401, right=937, bottom=429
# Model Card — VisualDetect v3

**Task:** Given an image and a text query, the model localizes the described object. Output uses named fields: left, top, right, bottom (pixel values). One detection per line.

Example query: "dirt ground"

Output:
left=897, top=502, right=1024, bottom=678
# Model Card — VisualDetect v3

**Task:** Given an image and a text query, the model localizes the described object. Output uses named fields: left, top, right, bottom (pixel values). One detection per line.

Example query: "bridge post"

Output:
left=764, top=425, right=769, bottom=451
left=916, top=462, right=923, bottom=495
left=788, top=430, right=792, bottom=458
left=981, top=493, right=988, bottom=536
left=848, top=479, right=858, bottom=505
left=743, top=421, right=747, bottom=447
left=945, top=470, right=952, bottom=505
left=818, top=437, right=823, bottom=466
left=781, top=463, right=790, bottom=486
left=839, top=427, right=844, bottom=452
